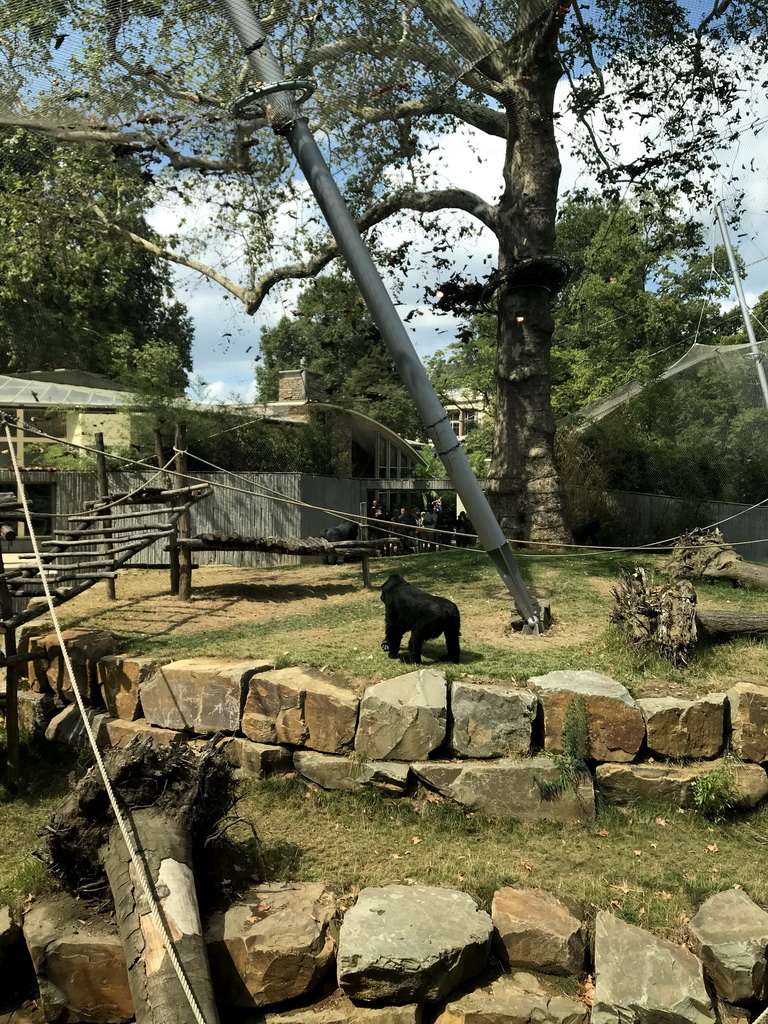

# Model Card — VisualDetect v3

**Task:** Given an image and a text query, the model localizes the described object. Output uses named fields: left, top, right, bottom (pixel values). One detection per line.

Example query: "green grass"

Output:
left=3, top=547, right=768, bottom=923
left=242, top=775, right=768, bottom=943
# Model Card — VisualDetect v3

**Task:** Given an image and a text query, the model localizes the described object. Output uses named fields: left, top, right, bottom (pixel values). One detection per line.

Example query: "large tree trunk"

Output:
left=101, top=809, right=219, bottom=1024
left=485, top=14, right=570, bottom=545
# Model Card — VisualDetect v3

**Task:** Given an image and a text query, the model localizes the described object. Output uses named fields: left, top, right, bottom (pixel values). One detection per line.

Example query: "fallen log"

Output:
left=612, top=567, right=768, bottom=667
left=665, top=528, right=768, bottom=589
left=39, top=740, right=248, bottom=1024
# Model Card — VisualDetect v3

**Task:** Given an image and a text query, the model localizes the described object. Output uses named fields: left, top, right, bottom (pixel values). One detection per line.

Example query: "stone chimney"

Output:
left=277, top=367, right=327, bottom=403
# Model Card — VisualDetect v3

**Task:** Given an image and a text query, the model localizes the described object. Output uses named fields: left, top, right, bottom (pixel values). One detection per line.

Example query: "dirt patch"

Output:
left=57, top=565, right=364, bottom=637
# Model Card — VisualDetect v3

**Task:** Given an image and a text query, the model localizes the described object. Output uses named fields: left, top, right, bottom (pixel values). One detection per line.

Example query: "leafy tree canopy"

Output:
left=257, top=272, right=424, bottom=440
left=0, top=129, right=193, bottom=395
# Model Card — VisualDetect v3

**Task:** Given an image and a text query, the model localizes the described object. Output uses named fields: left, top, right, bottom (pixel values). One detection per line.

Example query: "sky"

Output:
left=150, top=77, right=768, bottom=406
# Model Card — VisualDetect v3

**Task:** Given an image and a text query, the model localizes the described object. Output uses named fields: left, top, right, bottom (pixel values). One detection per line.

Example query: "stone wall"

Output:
left=6, top=881, right=768, bottom=1023
left=22, top=629, right=768, bottom=822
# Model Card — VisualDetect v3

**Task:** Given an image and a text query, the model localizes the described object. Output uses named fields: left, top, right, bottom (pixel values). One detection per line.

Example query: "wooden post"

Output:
left=156, top=429, right=180, bottom=595
left=94, top=433, right=117, bottom=601
left=174, top=424, right=192, bottom=602
left=0, top=544, right=19, bottom=790
left=361, top=554, right=371, bottom=589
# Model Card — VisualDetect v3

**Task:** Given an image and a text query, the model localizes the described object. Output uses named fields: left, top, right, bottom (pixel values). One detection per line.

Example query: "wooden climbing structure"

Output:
left=0, top=480, right=211, bottom=788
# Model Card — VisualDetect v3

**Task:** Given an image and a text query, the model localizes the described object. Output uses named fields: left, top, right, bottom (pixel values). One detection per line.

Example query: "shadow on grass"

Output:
left=191, top=582, right=359, bottom=603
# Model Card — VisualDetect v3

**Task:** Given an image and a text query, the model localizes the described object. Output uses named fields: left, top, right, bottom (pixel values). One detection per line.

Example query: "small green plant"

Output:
left=692, top=757, right=738, bottom=822
left=538, top=695, right=590, bottom=800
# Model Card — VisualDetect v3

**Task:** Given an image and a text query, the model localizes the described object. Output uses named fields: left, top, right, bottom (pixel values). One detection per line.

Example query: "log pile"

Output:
left=612, top=566, right=768, bottom=667
left=664, top=528, right=768, bottom=589
left=180, top=532, right=390, bottom=556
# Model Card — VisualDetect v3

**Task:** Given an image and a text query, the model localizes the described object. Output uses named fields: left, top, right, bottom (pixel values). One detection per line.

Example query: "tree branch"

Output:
left=349, top=96, right=507, bottom=138
left=92, top=205, right=258, bottom=309
left=245, top=188, right=498, bottom=313
left=419, top=0, right=506, bottom=82
left=0, top=119, right=260, bottom=172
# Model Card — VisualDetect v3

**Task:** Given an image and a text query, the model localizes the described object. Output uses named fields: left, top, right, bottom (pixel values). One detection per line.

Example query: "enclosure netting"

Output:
left=0, top=0, right=766, bottom=535
left=562, top=339, right=768, bottom=540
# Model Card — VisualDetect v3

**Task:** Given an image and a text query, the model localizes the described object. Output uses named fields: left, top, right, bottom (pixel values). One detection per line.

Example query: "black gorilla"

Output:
left=320, top=521, right=359, bottom=564
left=380, top=573, right=461, bottom=664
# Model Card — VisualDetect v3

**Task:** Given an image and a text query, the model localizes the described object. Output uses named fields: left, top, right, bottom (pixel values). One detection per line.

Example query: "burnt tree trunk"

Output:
left=101, top=809, right=219, bottom=1024
left=665, top=529, right=768, bottom=589
left=484, top=13, right=570, bottom=546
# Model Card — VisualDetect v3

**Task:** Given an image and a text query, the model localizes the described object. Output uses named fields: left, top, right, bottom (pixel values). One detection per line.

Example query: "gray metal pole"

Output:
left=219, top=0, right=542, bottom=631
left=715, top=202, right=768, bottom=413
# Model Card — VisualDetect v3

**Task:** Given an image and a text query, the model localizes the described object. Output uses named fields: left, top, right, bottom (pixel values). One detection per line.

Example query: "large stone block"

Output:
left=491, top=888, right=587, bottom=976
left=412, top=758, right=595, bottom=823
left=141, top=657, right=271, bottom=734
left=206, top=882, right=337, bottom=1008
left=31, top=629, right=115, bottom=704
left=688, top=889, right=768, bottom=1004
left=294, top=751, right=410, bottom=793
left=637, top=694, right=725, bottom=759
left=97, top=654, right=169, bottom=721
left=434, top=971, right=588, bottom=1024
left=242, top=667, right=359, bottom=753
left=355, top=670, right=447, bottom=761
left=263, top=993, right=421, bottom=1024
left=592, top=911, right=714, bottom=1024
left=527, top=670, right=645, bottom=762
left=727, top=682, right=768, bottom=762
left=595, top=760, right=768, bottom=810
left=449, top=682, right=537, bottom=758
left=221, top=736, right=293, bottom=777
left=99, top=715, right=187, bottom=749
left=17, top=689, right=57, bottom=738
left=337, top=885, right=492, bottom=1004
left=45, top=704, right=112, bottom=748
left=23, top=894, right=133, bottom=1023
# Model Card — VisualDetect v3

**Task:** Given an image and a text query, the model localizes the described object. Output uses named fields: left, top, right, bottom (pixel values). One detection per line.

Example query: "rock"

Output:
left=687, top=889, right=768, bottom=1003
left=206, top=882, right=336, bottom=1008
left=412, top=758, right=595, bottom=823
left=263, top=991, right=422, bottom=1024
left=45, top=704, right=111, bottom=748
left=31, top=629, right=115, bottom=704
left=141, top=657, right=271, bottom=734
left=491, top=888, right=587, bottom=976
left=23, top=894, right=133, bottom=1023
left=637, top=694, right=725, bottom=759
left=17, top=689, right=57, bottom=738
left=0, top=906, right=34, bottom=1009
left=337, top=885, right=492, bottom=1004
left=221, top=736, right=293, bottom=777
left=294, top=751, right=410, bottom=793
left=595, top=760, right=768, bottom=810
left=591, top=911, right=714, bottom=1024
left=354, top=670, right=447, bottom=761
left=434, top=971, right=588, bottom=1024
left=97, top=654, right=169, bottom=720
left=727, top=682, right=768, bottom=762
left=449, top=682, right=537, bottom=758
left=527, top=670, right=645, bottom=762
left=242, top=667, right=359, bottom=753
left=99, top=716, right=187, bottom=748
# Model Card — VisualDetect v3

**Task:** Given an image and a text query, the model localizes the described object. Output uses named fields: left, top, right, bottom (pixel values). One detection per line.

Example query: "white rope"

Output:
left=2, top=421, right=213, bottom=1024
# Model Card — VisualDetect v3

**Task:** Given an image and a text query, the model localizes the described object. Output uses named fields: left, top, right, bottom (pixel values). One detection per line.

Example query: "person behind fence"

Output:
left=455, top=510, right=475, bottom=548
left=421, top=504, right=438, bottom=552
left=396, top=505, right=419, bottom=553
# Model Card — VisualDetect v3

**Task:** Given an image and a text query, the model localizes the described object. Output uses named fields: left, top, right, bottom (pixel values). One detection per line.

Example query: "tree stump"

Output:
left=612, top=567, right=768, bottom=667
left=612, top=567, right=697, bottom=668
left=40, top=740, right=246, bottom=1024
left=665, top=528, right=768, bottom=589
